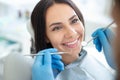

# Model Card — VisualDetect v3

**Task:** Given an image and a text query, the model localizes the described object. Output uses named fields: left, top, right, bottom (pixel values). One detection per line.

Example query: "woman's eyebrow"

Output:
left=49, top=15, right=77, bottom=27
left=49, top=22, right=61, bottom=27
left=69, top=15, right=77, bottom=21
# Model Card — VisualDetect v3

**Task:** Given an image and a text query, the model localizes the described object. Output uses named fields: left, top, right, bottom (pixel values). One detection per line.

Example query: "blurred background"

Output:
left=0, top=0, right=114, bottom=79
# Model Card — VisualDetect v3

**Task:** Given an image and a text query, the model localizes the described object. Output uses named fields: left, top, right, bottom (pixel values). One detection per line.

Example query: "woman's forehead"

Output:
left=45, top=3, right=77, bottom=26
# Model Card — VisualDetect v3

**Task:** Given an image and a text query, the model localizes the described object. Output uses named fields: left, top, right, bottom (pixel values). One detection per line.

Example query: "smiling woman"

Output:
left=45, top=3, right=84, bottom=64
left=30, top=0, right=116, bottom=80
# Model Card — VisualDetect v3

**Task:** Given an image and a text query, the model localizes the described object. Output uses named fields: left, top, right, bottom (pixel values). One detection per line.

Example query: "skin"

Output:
left=45, top=3, right=84, bottom=65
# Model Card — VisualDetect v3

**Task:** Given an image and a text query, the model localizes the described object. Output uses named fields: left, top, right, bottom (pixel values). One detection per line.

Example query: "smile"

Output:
left=66, top=39, right=78, bottom=45
left=63, top=39, right=79, bottom=48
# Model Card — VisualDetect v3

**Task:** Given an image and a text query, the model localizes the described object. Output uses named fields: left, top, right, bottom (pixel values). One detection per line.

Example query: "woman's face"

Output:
left=45, top=3, right=84, bottom=63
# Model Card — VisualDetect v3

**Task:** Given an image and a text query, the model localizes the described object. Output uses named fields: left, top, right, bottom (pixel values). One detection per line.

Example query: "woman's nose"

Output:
left=64, top=27, right=77, bottom=38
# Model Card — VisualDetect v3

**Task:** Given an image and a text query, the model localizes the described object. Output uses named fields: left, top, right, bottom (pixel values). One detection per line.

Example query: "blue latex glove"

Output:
left=32, top=48, right=64, bottom=80
left=52, top=54, right=64, bottom=78
left=92, top=28, right=116, bottom=69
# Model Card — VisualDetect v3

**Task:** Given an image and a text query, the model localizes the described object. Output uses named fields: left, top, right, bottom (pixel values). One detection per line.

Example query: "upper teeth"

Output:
left=67, top=40, right=77, bottom=45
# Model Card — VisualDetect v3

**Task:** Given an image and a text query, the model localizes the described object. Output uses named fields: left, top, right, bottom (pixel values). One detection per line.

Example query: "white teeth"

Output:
left=66, top=40, right=77, bottom=45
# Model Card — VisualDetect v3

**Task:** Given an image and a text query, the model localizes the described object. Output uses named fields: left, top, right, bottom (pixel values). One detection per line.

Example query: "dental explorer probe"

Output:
left=81, top=21, right=115, bottom=47
left=24, top=52, right=68, bottom=56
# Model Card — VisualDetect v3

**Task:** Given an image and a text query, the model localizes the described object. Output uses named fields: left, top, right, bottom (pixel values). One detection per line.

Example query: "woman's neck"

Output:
left=61, top=54, right=79, bottom=65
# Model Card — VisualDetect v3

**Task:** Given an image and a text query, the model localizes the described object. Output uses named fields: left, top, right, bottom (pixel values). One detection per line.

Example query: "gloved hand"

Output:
left=92, top=28, right=116, bottom=69
left=52, top=53, right=64, bottom=78
left=32, top=48, right=64, bottom=80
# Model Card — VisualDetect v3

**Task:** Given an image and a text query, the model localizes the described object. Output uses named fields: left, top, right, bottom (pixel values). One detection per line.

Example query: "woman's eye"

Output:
left=52, top=26, right=62, bottom=31
left=71, top=18, right=79, bottom=24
